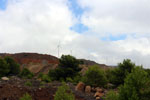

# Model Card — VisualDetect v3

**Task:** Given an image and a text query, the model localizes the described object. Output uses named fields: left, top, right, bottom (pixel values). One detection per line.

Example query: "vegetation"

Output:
left=109, top=59, right=136, bottom=86
left=118, top=67, right=150, bottom=100
left=83, top=65, right=107, bottom=87
left=20, top=68, right=34, bottom=79
left=38, top=73, right=51, bottom=83
left=104, top=90, right=119, bottom=100
left=54, top=83, right=75, bottom=100
left=24, top=81, right=32, bottom=87
left=0, top=56, right=20, bottom=77
left=49, top=55, right=81, bottom=81
left=4, top=56, right=20, bottom=75
left=19, top=93, right=32, bottom=100
left=0, top=57, right=9, bottom=77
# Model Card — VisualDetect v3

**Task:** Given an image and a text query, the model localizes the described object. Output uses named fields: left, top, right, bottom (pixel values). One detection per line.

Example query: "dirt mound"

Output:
left=0, top=53, right=59, bottom=74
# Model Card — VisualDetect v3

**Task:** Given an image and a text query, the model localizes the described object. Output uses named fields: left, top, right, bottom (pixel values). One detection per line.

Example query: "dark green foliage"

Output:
left=54, top=83, right=75, bottom=100
left=0, top=57, right=9, bottom=77
left=83, top=65, right=107, bottom=87
left=59, top=55, right=81, bottom=72
left=110, top=59, right=136, bottom=86
left=118, top=67, right=150, bottom=100
left=144, top=69, right=150, bottom=78
left=38, top=73, right=51, bottom=83
left=49, top=55, right=81, bottom=81
left=20, top=68, right=34, bottom=79
left=104, top=90, right=119, bottom=100
left=24, top=81, right=32, bottom=87
left=4, top=56, right=20, bottom=75
left=19, top=93, right=32, bottom=100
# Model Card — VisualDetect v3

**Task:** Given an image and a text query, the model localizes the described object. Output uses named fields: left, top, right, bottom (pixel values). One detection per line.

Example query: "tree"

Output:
left=0, top=57, right=9, bottom=77
left=118, top=67, right=150, bottom=100
left=59, top=55, right=81, bottom=72
left=83, top=65, right=107, bottom=87
left=111, top=59, right=136, bottom=86
left=49, top=55, right=81, bottom=81
left=54, top=83, right=75, bottom=100
left=4, top=56, right=20, bottom=75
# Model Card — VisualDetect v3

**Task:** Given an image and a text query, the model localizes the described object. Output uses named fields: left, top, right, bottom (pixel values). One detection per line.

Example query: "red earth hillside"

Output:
left=0, top=53, right=59, bottom=75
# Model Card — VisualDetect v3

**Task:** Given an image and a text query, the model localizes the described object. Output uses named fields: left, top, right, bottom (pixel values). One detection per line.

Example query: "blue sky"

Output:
left=101, top=34, right=127, bottom=41
left=0, top=0, right=7, bottom=10
left=68, top=0, right=89, bottom=33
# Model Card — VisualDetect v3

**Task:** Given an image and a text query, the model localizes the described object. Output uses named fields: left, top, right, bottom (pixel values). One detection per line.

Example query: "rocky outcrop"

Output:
left=75, top=82, right=85, bottom=92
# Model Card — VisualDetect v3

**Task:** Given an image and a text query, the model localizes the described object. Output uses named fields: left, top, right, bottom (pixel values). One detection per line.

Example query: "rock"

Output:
left=1, top=77, right=9, bottom=81
left=96, top=97, right=101, bottom=100
left=96, top=87, right=103, bottom=93
left=85, top=86, right=91, bottom=93
left=94, top=92, right=104, bottom=97
left=75, top=82, right=85, bottom=92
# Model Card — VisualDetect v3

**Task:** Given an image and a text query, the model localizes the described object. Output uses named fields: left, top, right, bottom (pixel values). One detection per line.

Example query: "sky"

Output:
left=0, top=0, right=150, bottom=68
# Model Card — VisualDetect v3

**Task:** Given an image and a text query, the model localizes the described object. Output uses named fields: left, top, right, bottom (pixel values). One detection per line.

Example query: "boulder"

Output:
left=1, top=77, right=9, bottom=81
left=94, top=92, right=104, bottom=97
left=96, top=88, right=103, bottom=93
left=75, top=82, right=85, bottom=91
left=96, top=97, right=101, bottom=100
left=85, top=86, right=91, bottom=93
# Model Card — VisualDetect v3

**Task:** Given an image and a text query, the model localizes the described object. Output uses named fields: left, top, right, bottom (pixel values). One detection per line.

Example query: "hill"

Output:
left=0, top=53, right=110, bottom=75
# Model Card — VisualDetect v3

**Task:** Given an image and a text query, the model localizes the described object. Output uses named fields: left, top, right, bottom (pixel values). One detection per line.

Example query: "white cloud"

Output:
left=0, top=0, right=150, bottom=68
left=78, top=0, right=150, bottom=35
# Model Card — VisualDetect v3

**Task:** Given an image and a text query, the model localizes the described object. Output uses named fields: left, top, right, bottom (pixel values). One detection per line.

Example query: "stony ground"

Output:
left=0, top=77, right=96, bottom=100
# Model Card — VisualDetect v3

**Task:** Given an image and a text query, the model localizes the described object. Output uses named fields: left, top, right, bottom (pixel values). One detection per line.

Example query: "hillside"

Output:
left=0, top=53, right=110, bottom=75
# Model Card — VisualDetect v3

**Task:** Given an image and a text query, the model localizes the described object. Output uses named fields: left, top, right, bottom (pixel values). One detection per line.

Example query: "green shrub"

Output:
left=0, top=57, right=9, bottom=77
left=72, top=74, right=82, bottom=84
left=38, top=73, right=51, bottom=83
left=104, top=90, right=119, bottom=100
left=48, top=55, right=81, bottom=81
left=4, top=56, right=20, bottom=76
left=118, top=67, right=150, bottom=100
left=19, top=93, right=32, bottom=100
left=54, top=83, right=75, bottom=100
left=110, top=59, right=136, bottom=86
left=20, top=68, right=34, bottom=79
left=83, top=65, right=107, bottom=87
left=24, top=81, right=32, bottom=87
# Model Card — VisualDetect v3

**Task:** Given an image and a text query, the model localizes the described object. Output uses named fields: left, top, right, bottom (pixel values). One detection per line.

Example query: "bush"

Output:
left=38, top=73, right=51, bottom=83
left=24, top=81, right=32, bottom=87
left=49, top=55, right=81, bottom=81
left=4, top=56, right=20, bottom=76
left=83, top=65, right=107, bottom=87
left=20, top=68, right=34, bottom=79
left=118, top=67, right=150, bottom=100
left=54, top=83, right=75, bottom=100
left=104, top=90, right=119, bottom=100
left=0, top=57, right=9, bottom=77
left=19, top=93, right=32, bottom=100
left=110, top=59, right=136, bottom=86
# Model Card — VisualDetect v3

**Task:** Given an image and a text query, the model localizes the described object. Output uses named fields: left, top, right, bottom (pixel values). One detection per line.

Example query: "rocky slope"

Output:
left=0, top=53, right=110, bottom=75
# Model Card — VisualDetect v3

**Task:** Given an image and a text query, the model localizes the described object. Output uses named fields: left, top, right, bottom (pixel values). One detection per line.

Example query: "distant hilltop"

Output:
left=0, top=52, right=111, bottom=75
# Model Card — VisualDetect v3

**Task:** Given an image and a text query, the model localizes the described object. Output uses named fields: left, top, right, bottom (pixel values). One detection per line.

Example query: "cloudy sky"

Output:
left=0, top=0, right=150, bottom=68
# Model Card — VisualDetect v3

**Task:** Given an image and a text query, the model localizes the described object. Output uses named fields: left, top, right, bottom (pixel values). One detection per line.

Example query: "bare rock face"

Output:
left=1, top=77, right=9, bottom=81
left=75, top=82, right=85, bottom=92
left=85, top=86, right=91, bottom=93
